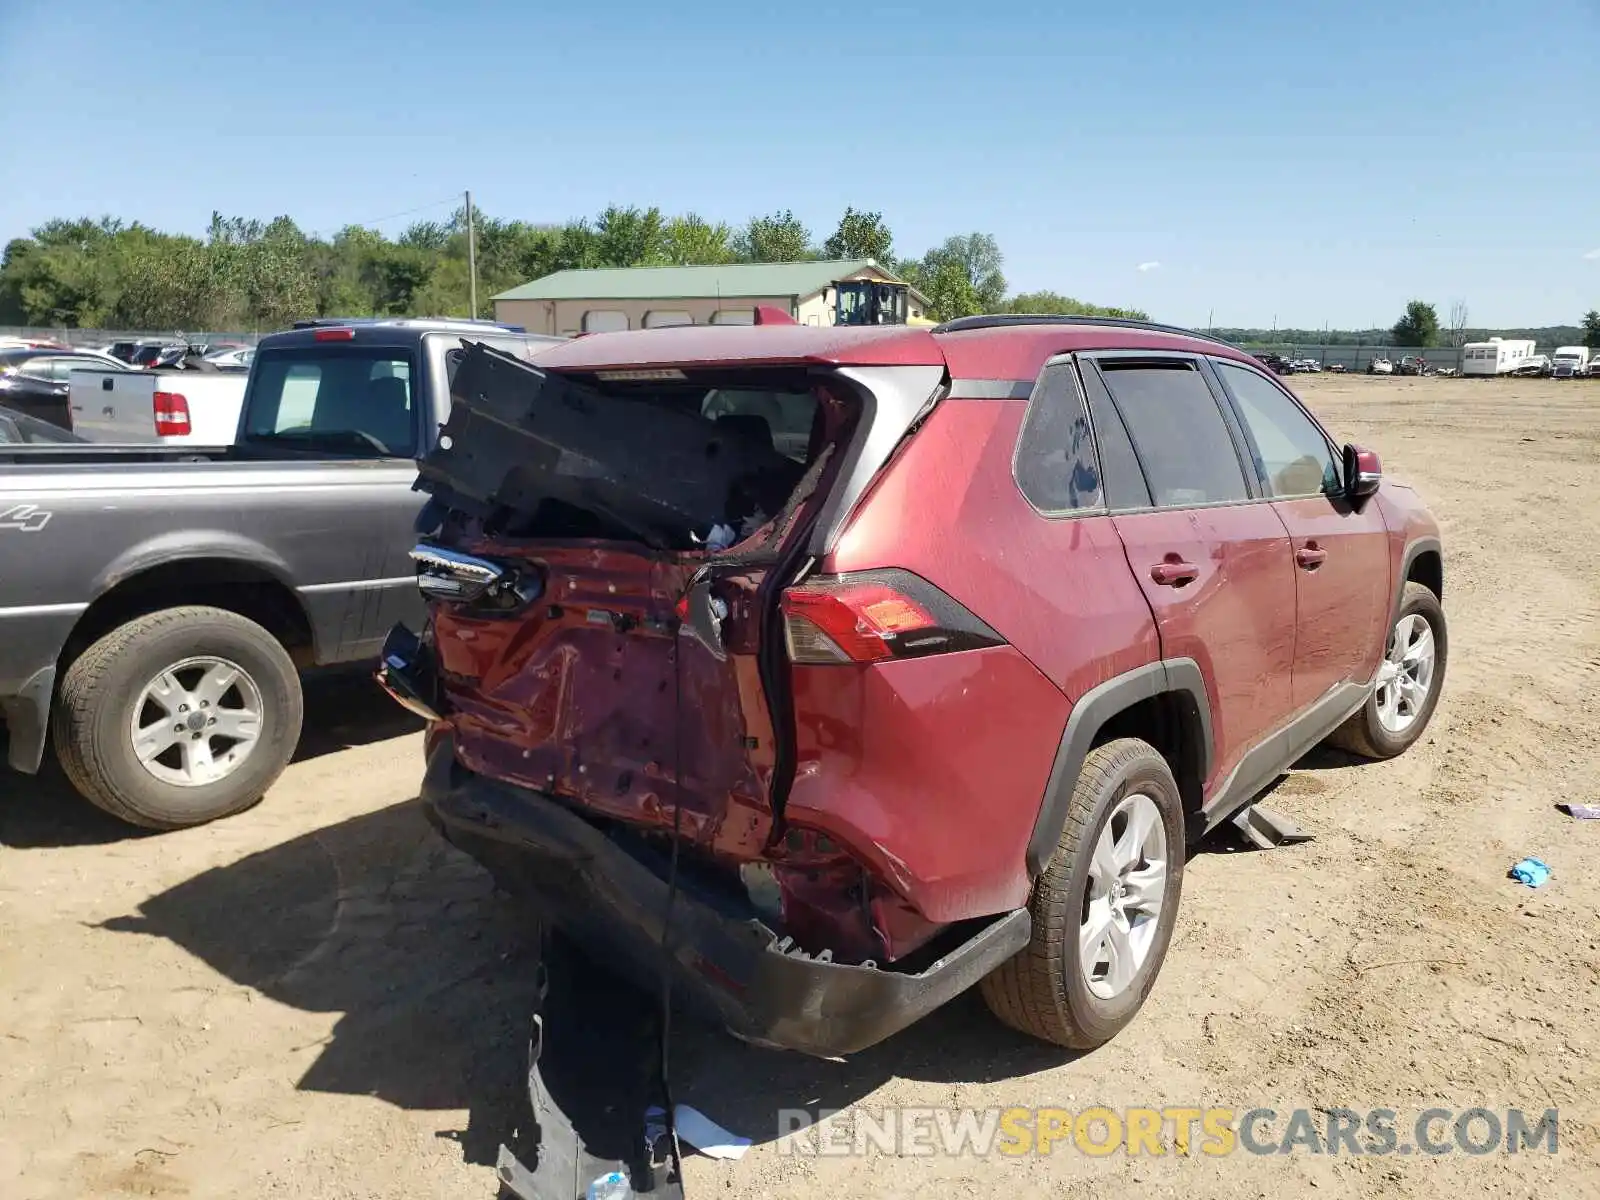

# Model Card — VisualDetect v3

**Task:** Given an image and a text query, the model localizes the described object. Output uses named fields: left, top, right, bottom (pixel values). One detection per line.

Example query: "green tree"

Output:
left=914, top=233, right=1006, bottom=314
left=1000, top=290, right=1148, bottom=320
left=823, top=207, right=893, bottom=263
left=594, top=205, right=666, bottom=267
left=902, top=258, right=980, bottom=321
left=1583, top=310, right=1600, bottom=350
left=662, top=214, right=736, bottom=265
left=737, top=210, right=812, bottom=262
left=1391, top=300, right=1440, bottom=347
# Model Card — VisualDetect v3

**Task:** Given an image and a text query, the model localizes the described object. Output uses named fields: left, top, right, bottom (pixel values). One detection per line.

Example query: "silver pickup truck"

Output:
left=0, top=317, right=558, bottom=829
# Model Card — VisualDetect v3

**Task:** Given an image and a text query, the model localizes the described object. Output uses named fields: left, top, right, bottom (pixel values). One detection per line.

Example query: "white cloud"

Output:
left=1584, top=247, right=1600, bottom=260
left=1136, top=261, right=1161, bottom=272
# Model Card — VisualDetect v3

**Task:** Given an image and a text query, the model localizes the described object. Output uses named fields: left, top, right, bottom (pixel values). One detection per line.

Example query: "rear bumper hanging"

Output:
left=419, top=730, right=1031, bottom=1059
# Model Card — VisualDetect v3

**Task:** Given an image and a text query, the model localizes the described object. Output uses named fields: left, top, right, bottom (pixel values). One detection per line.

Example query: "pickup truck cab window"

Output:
left=244, top=347, right=417, bottom=457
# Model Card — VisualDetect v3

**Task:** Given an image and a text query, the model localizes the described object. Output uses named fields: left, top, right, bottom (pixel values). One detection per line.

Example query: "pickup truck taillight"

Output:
left=153, top=391, right=191, bottom=437
left=780, top=569, right=1004, bottom=664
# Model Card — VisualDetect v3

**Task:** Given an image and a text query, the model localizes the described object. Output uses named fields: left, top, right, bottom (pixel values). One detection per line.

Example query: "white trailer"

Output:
left=1461, top=338, right=1537, bottom=377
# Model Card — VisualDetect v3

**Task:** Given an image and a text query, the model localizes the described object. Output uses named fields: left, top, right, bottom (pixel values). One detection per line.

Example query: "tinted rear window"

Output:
left=244, top=347, right=417, bottom=456
left=1097, top=361, right=1250, bottom=508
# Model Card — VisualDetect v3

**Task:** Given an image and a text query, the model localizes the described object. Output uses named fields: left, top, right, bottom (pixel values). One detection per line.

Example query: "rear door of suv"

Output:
left=1207, top=358, right=1390, bottom=707
left=1079, top=353, right=1297, bottom=795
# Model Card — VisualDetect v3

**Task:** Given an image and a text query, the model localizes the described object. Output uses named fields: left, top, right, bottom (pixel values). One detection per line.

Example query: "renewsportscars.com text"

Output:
left=776, top=1106, right=1559, bottom=1158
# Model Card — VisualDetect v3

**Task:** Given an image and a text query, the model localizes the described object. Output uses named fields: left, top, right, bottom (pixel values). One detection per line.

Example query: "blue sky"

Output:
left=3, top=0, right=1597, bottom=328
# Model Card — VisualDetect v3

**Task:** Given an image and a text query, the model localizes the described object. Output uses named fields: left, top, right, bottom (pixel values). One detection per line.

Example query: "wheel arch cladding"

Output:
left=1405, top=541, right=1443, bottom=602
left=1025, top=659, right=1214, bottom=876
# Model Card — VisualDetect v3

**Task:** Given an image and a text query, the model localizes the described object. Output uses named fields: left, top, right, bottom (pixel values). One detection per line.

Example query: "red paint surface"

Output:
left=785, top=646, right=1070, bottom=926
left=1272, top=495, right=1392, bottom=706
left=436, top=543, right=779, bottom=859
left=828, top=399, right=1161, bottom=699
left=1110, top=504, right=1297, bottom=794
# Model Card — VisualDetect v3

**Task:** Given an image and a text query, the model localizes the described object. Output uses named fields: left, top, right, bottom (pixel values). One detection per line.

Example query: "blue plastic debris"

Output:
left=1508, top=857, right=1551, bottom=888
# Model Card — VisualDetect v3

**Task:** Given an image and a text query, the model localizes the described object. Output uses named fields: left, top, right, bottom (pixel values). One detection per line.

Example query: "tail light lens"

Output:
left=780, top=569, right=1003, bottom=664
left=153, top=391, right=190, bottom=436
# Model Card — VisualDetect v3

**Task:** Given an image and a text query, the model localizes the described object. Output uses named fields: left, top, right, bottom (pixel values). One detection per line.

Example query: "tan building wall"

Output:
left=496, top=295, right=788, bottom=336
left=494, top=265, right=926, bottom=335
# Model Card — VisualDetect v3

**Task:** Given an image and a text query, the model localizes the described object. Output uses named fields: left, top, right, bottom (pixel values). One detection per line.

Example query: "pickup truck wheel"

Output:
left=1328, top=581, right=1447, bottom=760
left=979, top=738, right=1184, bottom=1049
left=53, top=606, right=303, bottom=830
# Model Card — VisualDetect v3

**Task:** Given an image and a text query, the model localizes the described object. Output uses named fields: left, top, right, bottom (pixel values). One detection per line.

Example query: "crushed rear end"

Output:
left=381, top=333, right=1032, bottom=1055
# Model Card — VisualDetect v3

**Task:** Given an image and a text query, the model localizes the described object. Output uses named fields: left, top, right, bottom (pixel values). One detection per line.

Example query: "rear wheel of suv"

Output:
left=1328, top=581, right=1447, bottom=760
left=979, top=738, right=1185, bottom=1049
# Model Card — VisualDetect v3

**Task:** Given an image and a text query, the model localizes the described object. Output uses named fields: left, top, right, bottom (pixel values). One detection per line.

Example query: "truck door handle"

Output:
left=1150, top=560, right=1199, bottom=587
left=1295, top=545, right=1328, bottom=570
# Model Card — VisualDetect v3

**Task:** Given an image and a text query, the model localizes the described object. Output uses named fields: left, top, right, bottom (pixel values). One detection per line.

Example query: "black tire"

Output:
left=53, top=606, right=303, bottom=830
left=1328, top=581, right=1447, bottom=760
left=979, top=738, right=1185, bottom=1048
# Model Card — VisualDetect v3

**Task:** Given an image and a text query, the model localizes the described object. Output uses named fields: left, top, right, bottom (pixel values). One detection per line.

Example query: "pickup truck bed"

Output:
left=70, top=368, right=249, bottom=444
left=0, top=317, right=559, bottom=829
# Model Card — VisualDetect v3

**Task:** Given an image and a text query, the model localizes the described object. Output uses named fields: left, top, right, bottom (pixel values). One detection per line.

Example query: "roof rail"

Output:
left=290, top=316, right=526, bottom=333
left=931, top=313, right=1240, bottom=350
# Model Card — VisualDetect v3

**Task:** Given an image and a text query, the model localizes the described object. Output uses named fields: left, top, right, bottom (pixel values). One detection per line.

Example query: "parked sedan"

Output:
left=0, top=349, right=133, bottom=429
left=1368, top=356, right=1395, bottom=375
left=204, top=346, right=255, bottom=370
left=1512, top=355, right=1551, bottom=378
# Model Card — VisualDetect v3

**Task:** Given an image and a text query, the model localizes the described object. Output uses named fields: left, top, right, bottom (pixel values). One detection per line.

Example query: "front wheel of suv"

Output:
left=979, top=738, right=1185, bottom=1049
left=1328, top=581, right=1447, bottom=760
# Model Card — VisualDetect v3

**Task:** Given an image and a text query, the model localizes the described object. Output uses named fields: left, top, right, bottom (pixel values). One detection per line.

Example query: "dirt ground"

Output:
left=3, top=375, right=1599, bottom=1200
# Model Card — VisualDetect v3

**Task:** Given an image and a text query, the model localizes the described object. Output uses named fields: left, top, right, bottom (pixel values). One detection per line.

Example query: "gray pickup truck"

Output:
left=0, top=317, right=559, bottom=829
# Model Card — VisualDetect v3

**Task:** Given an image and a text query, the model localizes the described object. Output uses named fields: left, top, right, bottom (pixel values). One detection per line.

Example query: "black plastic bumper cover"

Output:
left=420, top=732, right=1031, bottom=1059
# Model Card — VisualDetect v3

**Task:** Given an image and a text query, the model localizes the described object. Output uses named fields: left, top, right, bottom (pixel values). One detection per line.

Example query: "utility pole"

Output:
left=465, top=190, right=478, bottom=319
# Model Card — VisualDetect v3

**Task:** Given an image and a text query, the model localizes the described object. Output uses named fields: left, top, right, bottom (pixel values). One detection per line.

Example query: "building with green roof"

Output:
left=491, top=259, right=929, bottom=335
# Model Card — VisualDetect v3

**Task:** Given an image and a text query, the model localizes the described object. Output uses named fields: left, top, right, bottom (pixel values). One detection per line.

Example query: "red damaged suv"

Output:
left=380, top=314, right=1446, bottom=1057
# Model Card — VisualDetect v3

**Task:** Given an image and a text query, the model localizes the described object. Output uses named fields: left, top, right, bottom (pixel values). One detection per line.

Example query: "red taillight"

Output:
left=153, top=391, right=190, bottom=436
left=313, top=327, right=355, bottom=342
left=780, top=570, right=1001, bottom=665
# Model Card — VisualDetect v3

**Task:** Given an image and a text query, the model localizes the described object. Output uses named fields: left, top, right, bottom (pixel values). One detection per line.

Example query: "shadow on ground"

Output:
left=95, top=797, right=1077, bottom=1171
left=0, top=669, right=422, bottom=849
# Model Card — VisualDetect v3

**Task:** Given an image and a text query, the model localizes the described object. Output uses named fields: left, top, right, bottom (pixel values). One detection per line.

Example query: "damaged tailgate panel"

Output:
left=417, top=343, right=804, bottom=548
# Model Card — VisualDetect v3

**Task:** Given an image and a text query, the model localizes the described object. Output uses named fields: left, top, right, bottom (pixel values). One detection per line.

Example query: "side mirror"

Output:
left=1344, top=444, right=1382, bottom=502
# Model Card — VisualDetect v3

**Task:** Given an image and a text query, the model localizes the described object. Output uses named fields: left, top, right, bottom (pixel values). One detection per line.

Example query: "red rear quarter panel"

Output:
left=785, top=647, right=1070, bottom=923
left=794, top=394, right=1161, bottom=925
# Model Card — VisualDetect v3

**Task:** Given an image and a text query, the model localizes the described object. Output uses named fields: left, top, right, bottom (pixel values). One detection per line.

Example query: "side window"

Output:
left=1080, top=360, right=1152, bottom=509
left=1214, top=361, right=1340, bottom=498
left=1013, top=361, right=1103, bottom=513
left=1096, top=360, right=1250, bottom=508
left=710, top=309, right=755, bottom=325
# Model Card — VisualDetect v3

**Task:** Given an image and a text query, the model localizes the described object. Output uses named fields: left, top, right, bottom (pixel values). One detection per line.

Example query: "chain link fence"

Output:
left=0, top=327, right=262, bottom=350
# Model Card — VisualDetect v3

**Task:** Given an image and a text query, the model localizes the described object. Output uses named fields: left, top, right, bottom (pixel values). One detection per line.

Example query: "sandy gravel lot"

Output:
left=3, top=375, right=1598, bottom=1199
